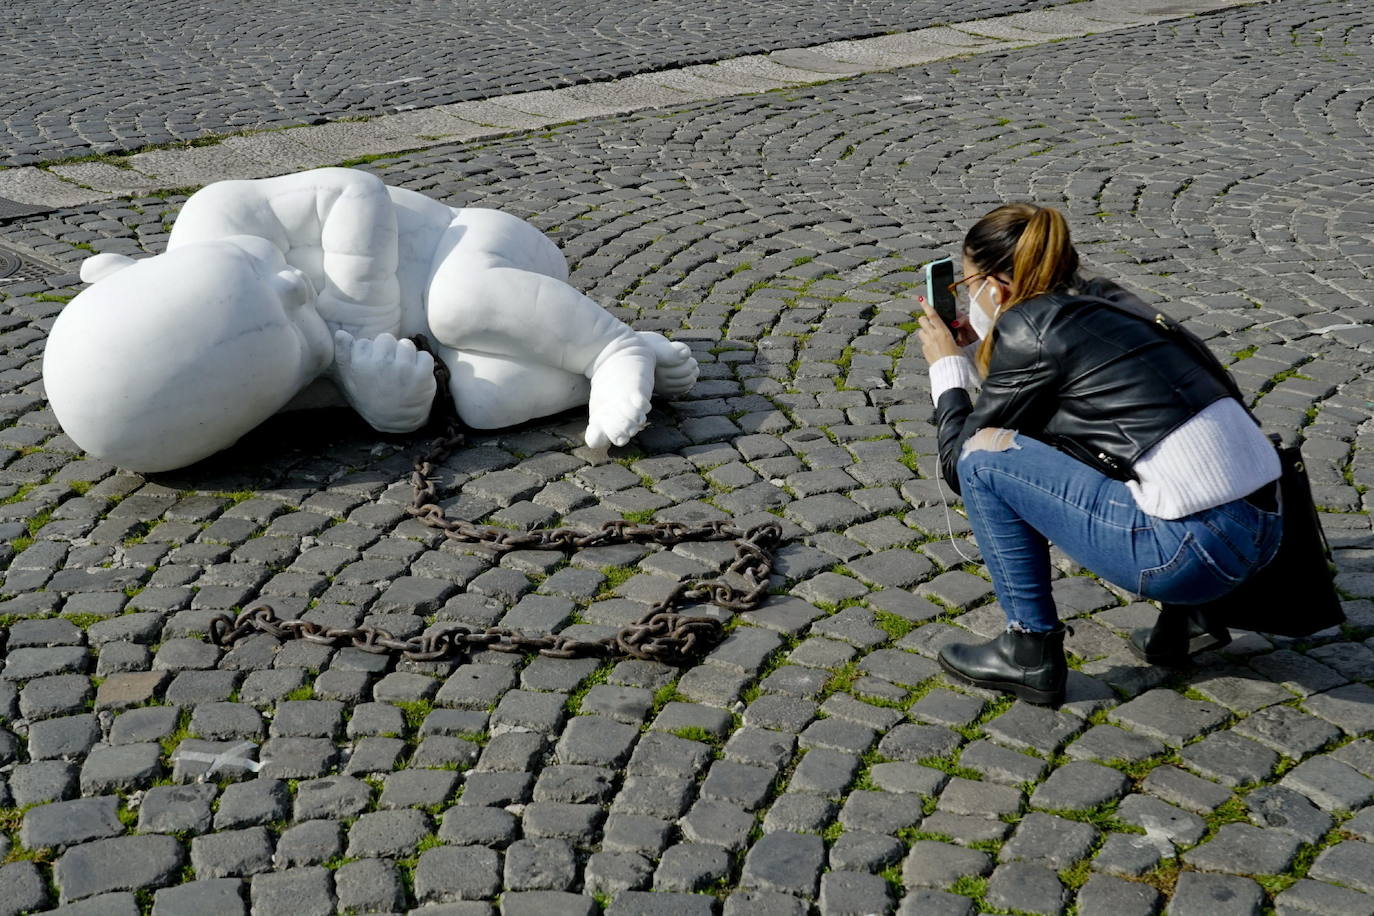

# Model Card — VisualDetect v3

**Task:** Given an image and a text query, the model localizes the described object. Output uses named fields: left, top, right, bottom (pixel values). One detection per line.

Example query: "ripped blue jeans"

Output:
left=956, top=431, right=1282, bottom=632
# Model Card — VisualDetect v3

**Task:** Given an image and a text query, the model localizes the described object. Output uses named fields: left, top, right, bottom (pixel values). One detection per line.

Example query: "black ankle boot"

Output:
left=1128, top=603, right=1231, bottom=666
left=937, top=624, right=1069, bottom=705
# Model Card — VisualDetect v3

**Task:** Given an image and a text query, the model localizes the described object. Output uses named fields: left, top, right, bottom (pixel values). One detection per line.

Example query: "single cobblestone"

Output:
left=1309, top=841, right=1374, bottom=895
left=654, top=843, right=731, bottom=893
left=986, top=861, right=1066, bottom=915
left=902, top=840, right=990, bottom=889
left=414, top=845, right=501, bottom=902
left=1272, top=878, right=1374, bottom=916
left=1167, top=872, right=1264, bottom=916
left=1000, top=813, right=1097, bottom=869
left=139, top=783, right=218, bottom=835
left=19, top=795, right=122, bottom=850
left=54, top=834, right=185, bottom=903
left=740, top=831, right=825, bottom=896
left=504, top=838, right=578, bottom=892
left=1029, top=761, right=1128, bottom=811
left=249, top=867, right=335, bottom=916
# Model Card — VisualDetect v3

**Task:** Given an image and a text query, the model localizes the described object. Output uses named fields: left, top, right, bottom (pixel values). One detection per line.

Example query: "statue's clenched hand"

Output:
left=332, top=330, right=436, bottom=433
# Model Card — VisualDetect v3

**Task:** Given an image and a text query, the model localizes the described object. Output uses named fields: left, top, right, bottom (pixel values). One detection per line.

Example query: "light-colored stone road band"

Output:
left=1, top=0, right=1254, bottom=209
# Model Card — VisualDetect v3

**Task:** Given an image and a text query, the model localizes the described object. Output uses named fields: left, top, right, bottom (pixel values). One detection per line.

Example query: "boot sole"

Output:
left=937, top=653, right=1064, bottom=706
left=1127, top=628, right=1232, bottom=667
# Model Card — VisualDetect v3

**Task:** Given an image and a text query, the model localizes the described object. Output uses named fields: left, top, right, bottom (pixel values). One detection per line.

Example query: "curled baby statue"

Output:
left=42, top=167, right=699, bottom=472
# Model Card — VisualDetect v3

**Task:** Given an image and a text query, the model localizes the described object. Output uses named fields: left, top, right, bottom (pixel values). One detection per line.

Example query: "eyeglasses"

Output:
left=947, top=273, right=987, bottom=301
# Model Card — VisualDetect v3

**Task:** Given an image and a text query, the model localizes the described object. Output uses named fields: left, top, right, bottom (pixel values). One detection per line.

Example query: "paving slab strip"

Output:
left=0, top=0, right=1261, bottom=213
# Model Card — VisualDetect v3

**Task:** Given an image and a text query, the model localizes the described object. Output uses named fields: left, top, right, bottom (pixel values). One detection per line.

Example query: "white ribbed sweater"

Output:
left=929, top=354, right=1280, bottom=519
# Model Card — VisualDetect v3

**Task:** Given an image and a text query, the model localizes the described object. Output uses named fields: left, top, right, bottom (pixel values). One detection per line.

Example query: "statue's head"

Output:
left=43, top=236, right=333, bottom=472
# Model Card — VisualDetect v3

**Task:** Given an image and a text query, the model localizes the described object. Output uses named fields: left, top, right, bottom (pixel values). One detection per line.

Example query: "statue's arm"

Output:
left=312, top=170, right=403, bottom=339
left=167, top=181, right=286, bottom=249
left=171, top=170, right=404, bottom=341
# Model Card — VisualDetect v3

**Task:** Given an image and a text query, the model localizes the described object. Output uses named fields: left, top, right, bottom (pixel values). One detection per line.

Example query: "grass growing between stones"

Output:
left=0, top=840, right=54, bottom=867
left=878, top=861, right=904, bottom=894
left=395, top=699, right=435, bottom=734
left=667, top=725, right=717, bottom=744
left=873, top=610, right=914, bottom=642
left=0, top=807, right=27, bottom=837
left=950, top=874, right=989, bottom=898
left=159, top=710, right=194, bottom=758
left=9, top=507, right=54, bottom=553
left=1058, top=858, right=1094, bottom=891
left=849, top=747, right=888, bottom=793
left=596, top=565, right=637, bottom=597
left=737, top=641, right=796, bottom=706
left=951, top=694, right=1014, bottom=743
left=820, top=661, right=861, bottom=697
left=565, top=660, right=614, bottom=715
left=1254, top=872, right=1298, bottom=897
left=1196, top=795, right=1249, bottom=844
left=916, top=755, right=981, bottom=782
left=1137, top=857, right=1182, bottom=897
left=1100, top=750, right=1180, bottom=783
left=641, top=682, right=688, bottom=731
left=60, top=612, right=106, bottom=629
left=1038, top=799, right=1143, bottom=836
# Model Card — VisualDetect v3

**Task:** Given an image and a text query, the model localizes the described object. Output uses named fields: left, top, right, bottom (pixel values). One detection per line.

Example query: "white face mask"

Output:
left=968, top=277, right=1001, bottom=340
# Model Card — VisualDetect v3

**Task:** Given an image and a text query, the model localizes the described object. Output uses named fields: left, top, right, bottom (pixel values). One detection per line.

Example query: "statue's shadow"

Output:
left=144, top=402, right=608, bottom=497
left=146, top=408, right=405, bottom=494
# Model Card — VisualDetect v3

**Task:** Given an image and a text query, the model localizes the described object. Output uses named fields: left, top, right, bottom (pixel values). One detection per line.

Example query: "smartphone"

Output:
left=923, top=258, right=960, bottom=330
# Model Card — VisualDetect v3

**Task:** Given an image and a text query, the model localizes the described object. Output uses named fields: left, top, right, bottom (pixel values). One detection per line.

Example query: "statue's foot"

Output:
left=333, top=330, right=436, bottom=433
left=641, top=331, right=699, bottom=397
left=586, top=391, right=651, bottom=450
left=585, top=334, right=656, bottom=449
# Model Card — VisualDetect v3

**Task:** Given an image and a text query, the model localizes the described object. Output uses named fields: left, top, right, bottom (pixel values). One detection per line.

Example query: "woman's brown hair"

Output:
left=964, top=203, right=1079, bottom=374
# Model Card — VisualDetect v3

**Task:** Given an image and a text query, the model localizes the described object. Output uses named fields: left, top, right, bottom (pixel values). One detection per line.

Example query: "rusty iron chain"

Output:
left=209, top=335, right=783, bottom=666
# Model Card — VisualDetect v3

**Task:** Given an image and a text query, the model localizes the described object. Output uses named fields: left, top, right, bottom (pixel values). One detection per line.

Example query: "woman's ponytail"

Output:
left=1009, top=207, right=1077, bottom=306
left=963, top=203, right=1080, bottom=374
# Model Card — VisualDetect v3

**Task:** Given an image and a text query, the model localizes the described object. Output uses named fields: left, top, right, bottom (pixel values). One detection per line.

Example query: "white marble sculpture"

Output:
left=42, top=167, right=698, bottom=472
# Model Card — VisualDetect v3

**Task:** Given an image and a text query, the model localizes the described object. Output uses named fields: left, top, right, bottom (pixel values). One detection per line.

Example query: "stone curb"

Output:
left=3, top=0, right=1260, bottom=210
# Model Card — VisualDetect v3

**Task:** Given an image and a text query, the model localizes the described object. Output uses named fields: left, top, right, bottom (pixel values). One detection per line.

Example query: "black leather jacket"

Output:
left=935, top=277, right=1238, bottom=493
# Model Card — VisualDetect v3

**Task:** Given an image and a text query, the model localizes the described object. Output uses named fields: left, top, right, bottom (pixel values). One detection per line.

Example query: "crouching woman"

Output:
left=918, top=203, right=1282, bottom=705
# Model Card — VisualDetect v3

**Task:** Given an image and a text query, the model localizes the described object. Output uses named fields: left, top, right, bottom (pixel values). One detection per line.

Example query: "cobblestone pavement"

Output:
left=1, top=0, right=1374, bottom=913
left=1, top=0, right=1063, bottom=167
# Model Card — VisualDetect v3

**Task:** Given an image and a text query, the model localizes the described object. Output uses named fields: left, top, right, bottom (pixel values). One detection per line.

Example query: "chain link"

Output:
left=209, top=335, right=783, bottom=666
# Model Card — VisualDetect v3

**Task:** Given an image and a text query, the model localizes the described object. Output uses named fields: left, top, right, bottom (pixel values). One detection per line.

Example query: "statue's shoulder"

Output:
left=180, top=177, right=261, bottom=210
left=270, top=167, right=387, bottom=195
left=188, top=168, right=388, bottom=207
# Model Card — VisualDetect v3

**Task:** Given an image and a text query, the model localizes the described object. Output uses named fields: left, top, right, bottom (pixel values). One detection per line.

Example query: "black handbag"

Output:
left=1069, top=294, right=1345, bottom=636
left=1188, top=436, right=1344, bottom=636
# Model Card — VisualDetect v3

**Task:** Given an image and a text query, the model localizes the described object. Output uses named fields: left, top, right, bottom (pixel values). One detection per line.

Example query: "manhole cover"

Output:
left=0, top=241, right=62, bottom=287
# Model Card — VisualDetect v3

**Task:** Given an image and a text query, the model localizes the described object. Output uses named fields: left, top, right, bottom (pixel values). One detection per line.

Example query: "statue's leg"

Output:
left=426, top=264, right=658, bottom=448
left=434, top=344, right=589, bottom=429
left=437, top=208, right=570, bottom=282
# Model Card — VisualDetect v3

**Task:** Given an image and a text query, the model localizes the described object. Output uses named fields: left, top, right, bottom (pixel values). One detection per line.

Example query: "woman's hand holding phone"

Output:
left=917, top=297, right=965, bottom=364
